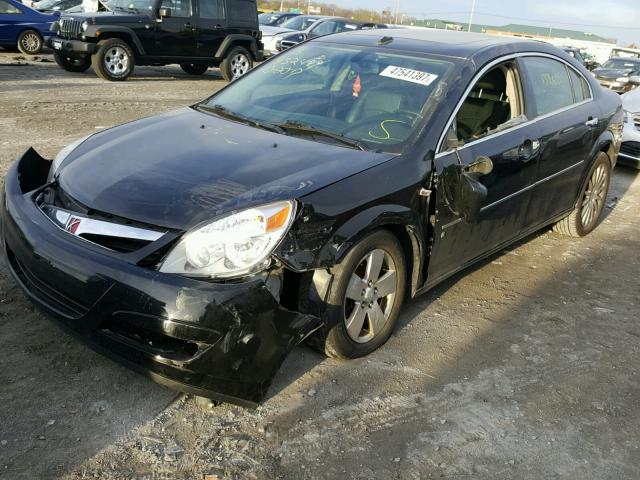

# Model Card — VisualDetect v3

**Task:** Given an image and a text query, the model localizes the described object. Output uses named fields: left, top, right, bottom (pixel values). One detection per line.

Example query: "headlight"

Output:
left=616, top=77, right=630, bottom=84
left=50, top=134, right=92, bottom=178
left=160, top=201, right=296, bottom=278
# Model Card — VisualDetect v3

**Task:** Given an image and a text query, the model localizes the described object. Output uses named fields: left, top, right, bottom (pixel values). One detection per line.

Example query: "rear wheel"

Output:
left=320, top=230, right=406, bottom=359
left=91, top=38, right=135, bottom=81
left=553, top=152, right=611, bottom=237
left=53, top=52, right=91, bottom=72
left=180, top=63, right=208, bottom=75
left=219, top=46, right=252, bottom=81
left=17, top=30, right=43, bottom=55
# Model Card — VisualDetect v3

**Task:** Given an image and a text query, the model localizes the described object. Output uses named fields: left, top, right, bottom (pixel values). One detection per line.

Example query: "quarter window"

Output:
left=521, top=57, right=575, bottom=116
left=0, top=0, right=21, bottom=13
left=568, top=68, right=591, bottom=102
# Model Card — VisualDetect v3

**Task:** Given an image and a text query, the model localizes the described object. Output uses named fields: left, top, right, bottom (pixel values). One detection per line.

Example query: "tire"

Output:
left=180, top=63, right=209, bottom=75
left=553, top=152, right=611, bottom=237
left=91, top=38, right=135, bottom=81
left=17, top=30, right=43, bottom=55
left=53, top=52, right=91, bottom=73
left=320, top=230, right=407, bottom=359
left=219, top=46, right=252, bottom=81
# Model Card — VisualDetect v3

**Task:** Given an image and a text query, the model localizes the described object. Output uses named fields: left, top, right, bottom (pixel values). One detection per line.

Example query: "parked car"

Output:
left=48, top=0, right=263, bottom=81
left=260, top=14, right=326, bottom=57
left=2, top=29, right=623, bottom=406
left=275, top=17, right=387, bottom=52
left=619, top=88, right=640, bottom=169
left=562, top=47, right=598, bottom=71
left=0, top=0, right=56, bottom=54
left=593, top=57, right=640, bottom=93
left=33, top=0, right=81, bottom=12
left=258, top=11, right=298, bottom=26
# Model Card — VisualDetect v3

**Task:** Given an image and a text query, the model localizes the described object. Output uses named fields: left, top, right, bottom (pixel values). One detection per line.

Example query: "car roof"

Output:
left=321, top=28, right=555, bottom=61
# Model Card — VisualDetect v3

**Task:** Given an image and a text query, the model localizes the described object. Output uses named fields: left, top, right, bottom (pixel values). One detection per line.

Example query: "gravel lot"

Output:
left=1, top=51, right=639, bottom=480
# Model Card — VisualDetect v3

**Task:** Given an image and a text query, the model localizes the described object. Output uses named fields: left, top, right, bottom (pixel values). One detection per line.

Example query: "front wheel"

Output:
left=319, top=230, right=406, bottom=359
left=53, top=52, right=91, bottom=72
left=553, top=152, right=611, bottom=237
left=17, top=30, right=43, bottom=55
left=219, top=46, right=252, bottom=81
left=91, top=38, right=135, bottom=81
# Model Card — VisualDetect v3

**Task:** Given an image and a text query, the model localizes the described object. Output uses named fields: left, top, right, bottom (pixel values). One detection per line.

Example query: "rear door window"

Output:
left=520, top=57, right=576, bottom=116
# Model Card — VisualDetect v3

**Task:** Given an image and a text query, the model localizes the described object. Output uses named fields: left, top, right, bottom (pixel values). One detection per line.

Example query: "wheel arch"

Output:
left=87, top=27, right=145, bottom=57
left=215, top=35, right=259, bottom=60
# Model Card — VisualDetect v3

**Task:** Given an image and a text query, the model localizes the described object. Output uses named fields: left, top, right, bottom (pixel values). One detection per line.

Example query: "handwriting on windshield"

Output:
left=268, top=55, right=327, bottom=78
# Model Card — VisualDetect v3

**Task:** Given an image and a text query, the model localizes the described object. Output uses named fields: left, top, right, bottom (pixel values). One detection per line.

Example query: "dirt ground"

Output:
left=0, top=51, right=639, bottom=480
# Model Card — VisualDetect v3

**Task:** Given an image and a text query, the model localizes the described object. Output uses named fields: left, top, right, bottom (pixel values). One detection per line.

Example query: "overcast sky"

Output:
left=338, top=0, right=640, bottom=45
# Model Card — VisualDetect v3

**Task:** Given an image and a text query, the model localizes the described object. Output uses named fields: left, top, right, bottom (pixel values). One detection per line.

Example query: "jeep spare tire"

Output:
left=219, top=46, right=252, bottom=82
left=92, top=38, right=135, bottom=81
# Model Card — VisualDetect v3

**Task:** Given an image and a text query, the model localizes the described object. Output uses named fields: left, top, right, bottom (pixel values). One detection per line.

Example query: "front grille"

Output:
left=620, top=141, right=640, bottom=158
left=6, top=245, right=90, bottom=319
left=58, top=18, right=82, bottom=39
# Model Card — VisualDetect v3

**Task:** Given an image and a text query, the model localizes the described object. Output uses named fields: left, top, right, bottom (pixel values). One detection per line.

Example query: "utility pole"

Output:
left=468, top=0, right=476, bottom=32
left=279, top=0, right=284, bottom=12
left=395, top=0, right=400, bottom=24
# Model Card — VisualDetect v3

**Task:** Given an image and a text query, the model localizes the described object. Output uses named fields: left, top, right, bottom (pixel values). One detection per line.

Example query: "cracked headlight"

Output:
left=50, top=135, right=92, bottom=179
left=160, top=201, right=296, bottom=278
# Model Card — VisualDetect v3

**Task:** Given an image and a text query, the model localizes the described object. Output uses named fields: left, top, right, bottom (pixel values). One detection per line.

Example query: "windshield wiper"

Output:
left=198, top=104, right=285, bottom=134
left=277, top=121, right=367, bottom=151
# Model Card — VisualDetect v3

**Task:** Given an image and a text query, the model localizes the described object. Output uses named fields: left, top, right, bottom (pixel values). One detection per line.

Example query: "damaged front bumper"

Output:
left=1, top=149, right=322, bottom=407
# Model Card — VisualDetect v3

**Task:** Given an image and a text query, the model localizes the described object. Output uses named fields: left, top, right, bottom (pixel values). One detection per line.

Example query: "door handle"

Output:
left=518, top=139, right=540, bottom=162
left=585, top=117, right=599, bottom=128
left=213, top=24, right=222, bottom=30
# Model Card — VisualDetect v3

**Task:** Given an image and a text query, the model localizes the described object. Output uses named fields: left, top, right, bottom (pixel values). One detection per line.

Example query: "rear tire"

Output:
left=319, top=230, right=406, bottom=359
left=91, top=38, right=135, bottom=81
left=180, top=63, right=208, bottom=75
left=53, top=52, right=91, bottom=72
left=553, top=152, right=611, bottom=237
left=17, top=30, right=43, bottom=55
left=219, top=46, right=252, bottom=81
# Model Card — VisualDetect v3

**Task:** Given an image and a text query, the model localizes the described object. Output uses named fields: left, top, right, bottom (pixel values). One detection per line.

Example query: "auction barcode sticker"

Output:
left=379, top=66, right=438, bottom=86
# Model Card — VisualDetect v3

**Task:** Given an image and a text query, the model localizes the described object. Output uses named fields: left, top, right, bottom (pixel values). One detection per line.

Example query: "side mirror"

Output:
left=158, top=7, right=171, bottom=18
left=441, top=156, right=493, bottom=223
left=629, top=75, right=640, bottom=86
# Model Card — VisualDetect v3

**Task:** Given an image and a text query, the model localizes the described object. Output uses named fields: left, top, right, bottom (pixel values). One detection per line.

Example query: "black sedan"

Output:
left=276, top=17, right=387, bottom=51
left=593, top=57, right=640, bottom=93
left=2, top=29, right=623, bottom=406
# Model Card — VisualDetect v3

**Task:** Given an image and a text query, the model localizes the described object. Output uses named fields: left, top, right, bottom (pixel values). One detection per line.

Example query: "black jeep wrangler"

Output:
left=49, top=0, right=263, bottom=81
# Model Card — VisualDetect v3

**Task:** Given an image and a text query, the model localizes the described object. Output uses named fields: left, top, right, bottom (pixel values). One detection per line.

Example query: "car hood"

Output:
left=57, top=108, right=396, bottom=231
left=259, top=25, right=293, bottom=37
left=61, top=11, right=149, bottom=23
left=594, top=68, right=631, bottom=80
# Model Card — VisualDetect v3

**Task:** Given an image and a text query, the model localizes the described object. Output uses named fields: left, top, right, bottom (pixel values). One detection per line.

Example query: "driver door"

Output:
left=153, top=0, right=198, bottom=57
left=425, top=59, right=540, bottom=287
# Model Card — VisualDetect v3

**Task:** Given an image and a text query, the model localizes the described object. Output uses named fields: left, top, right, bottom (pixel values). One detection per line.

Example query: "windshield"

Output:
left=602, top=58, right=640, bottom=71
left=199, top=43, right=455, bottom=153
left=280, top=15, right=319, bottom=31
left=106, top=0, right=153, bottom=12
left=36, top=0, right=60, bottom=8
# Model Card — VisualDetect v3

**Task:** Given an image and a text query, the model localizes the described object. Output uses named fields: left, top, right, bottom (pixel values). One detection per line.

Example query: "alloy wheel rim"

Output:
left=581, top=163, right=607, bottom=229
left=104, top=46, right=129, bottom=75
left=343, top=249, right=397, bottom=344
left=230, top=54, right=249, bottom=79
left=21, top=33, right=40, bottom=53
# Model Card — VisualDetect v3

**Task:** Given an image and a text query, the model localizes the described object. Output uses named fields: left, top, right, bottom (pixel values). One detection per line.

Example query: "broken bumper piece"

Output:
left=1, top=149, right=321, bottom=407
